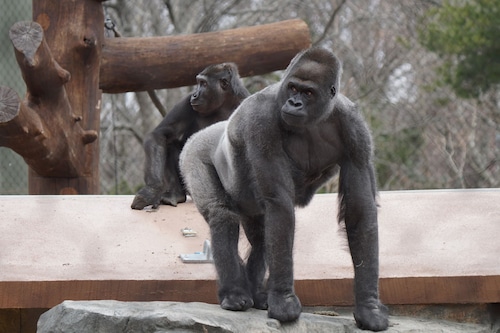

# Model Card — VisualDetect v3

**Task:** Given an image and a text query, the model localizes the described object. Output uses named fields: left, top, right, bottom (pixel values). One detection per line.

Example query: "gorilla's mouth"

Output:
left=282, top=110, right=303, bottom=118
left=281, top=109, right=306, bottom=127
left=191, top=103, right=204, bottom=111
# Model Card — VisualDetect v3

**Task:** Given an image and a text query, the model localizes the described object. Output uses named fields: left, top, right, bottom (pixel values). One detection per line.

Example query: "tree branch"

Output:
left=313, top=0, right=347, bottom=46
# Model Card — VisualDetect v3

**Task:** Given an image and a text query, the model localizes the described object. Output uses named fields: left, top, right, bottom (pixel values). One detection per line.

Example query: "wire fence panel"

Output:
left=0, top=0, right=31, bottom=194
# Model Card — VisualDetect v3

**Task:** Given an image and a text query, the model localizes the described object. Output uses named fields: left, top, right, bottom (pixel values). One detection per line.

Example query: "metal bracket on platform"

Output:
left=179, top=239, right=213, bottom=263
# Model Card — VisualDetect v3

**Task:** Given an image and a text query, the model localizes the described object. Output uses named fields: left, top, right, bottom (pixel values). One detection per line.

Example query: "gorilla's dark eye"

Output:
left=305, top=90, right=313, bottom=97
left=290, top=85, right=298, bottom=93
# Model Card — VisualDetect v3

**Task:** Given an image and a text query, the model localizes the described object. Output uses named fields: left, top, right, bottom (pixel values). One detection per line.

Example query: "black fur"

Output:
left=132, top=63, right=249, bottom=209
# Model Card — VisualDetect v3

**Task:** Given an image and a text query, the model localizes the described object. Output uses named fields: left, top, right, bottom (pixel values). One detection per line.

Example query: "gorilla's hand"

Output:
left=131, top=186, right=161, bottom=210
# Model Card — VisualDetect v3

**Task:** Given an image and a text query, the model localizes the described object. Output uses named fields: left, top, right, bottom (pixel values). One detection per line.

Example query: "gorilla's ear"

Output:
left=221, top=78, right=230, bottom=90
left=330, top=85, right=337, bottom=99
left=221, top=63, right=235, bottom=90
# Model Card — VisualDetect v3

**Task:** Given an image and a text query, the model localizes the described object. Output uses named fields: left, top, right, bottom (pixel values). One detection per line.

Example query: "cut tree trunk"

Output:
left=100, top=19, right=311, bottom=93
left=28, top=0, right=104, bottom=194
left=0, top=0, right=104, bottom=195
left=0, top=21, right=97, bottom=179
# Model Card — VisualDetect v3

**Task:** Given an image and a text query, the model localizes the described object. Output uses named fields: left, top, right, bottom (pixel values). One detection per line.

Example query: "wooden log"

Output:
left=0, top=21, right=97, bottom=178
left=100, top=19, right=311, bottom=93
left=0, top=86, right=62, bottom=173
left=26, top=0, right=104, bottom=194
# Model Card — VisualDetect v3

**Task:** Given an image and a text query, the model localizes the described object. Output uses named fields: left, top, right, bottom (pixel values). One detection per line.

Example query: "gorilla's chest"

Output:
left=283, top=125, right=343, bottom=178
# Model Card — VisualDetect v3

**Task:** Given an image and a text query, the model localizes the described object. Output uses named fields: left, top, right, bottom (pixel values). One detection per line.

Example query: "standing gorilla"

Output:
left=131, top=63, right=249, bottom=210
left=180, top=47, right=388, bottom=331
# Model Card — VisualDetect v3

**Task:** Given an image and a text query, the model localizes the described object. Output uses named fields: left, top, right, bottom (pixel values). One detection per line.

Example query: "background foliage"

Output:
left=419, top=0, right=500, bottom=98
left=1, top=0, right=499, bottom=195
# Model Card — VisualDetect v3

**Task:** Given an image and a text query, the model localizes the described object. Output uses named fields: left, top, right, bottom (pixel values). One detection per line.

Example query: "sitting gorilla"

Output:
left=131, top=63, right=249, bottom=210
left=179, top=47, right=388, bottom=331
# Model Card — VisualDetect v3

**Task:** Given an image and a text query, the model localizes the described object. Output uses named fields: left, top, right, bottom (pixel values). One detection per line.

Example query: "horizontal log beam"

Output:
left=100, top=19, right=311, bottom=93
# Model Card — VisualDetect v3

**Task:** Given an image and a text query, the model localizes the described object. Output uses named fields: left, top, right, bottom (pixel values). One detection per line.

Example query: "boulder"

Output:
left=37, top=300, right=491, bottom=333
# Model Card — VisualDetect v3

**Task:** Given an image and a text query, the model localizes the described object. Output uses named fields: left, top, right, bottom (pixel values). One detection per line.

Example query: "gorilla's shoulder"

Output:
left=258, top=82, right=281, bottom=97
left=334, top=94, right=365, bottom=125
left=226, top=83, right=281, bottom=143
left=165, top=94, right=195, bottom=120
left=335, top=94, right=357, bottom=113
left=244, top=83, right=280, bottom=110
left=231, top=83, right=280, bottom=122
left=334, top=94, right=373, bottom=159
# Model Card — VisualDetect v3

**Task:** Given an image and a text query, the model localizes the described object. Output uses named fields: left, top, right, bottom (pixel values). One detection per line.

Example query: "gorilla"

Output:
left=179, top=47, right=388, bottom=331
left=131, top=63, right=250, bottom=210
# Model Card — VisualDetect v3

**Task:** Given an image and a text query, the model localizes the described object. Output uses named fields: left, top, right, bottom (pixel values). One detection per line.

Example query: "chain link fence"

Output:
left=1, top=1, right=499, bottom=195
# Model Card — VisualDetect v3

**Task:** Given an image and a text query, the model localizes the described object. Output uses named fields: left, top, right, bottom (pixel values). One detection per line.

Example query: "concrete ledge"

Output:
left=0, top=189, right=499, bottom=309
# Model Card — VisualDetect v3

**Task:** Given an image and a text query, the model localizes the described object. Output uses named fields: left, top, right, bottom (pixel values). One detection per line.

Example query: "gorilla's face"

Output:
left=279, top=59, right=337, bottom=128
left=190, top=64, right=234, bottom=115
left=190, top=73, right=227, bottom=115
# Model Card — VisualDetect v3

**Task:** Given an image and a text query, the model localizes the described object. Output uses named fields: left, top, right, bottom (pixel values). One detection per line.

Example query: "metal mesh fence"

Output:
left=1, top=1, right=499, bottom=195
left=0, top=0, right=30, bottom=194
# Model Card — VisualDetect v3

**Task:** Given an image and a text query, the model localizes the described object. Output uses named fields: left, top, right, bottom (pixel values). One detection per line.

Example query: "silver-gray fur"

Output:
left=180, top=47, right=388, bottom=331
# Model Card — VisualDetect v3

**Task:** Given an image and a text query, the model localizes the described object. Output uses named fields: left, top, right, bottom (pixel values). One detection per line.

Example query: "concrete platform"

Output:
left=0, top=189, right=499, bottom=309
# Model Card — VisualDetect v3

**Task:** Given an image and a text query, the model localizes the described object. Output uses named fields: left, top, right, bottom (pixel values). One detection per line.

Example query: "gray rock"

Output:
left=37, top=300, right=492, bottom=333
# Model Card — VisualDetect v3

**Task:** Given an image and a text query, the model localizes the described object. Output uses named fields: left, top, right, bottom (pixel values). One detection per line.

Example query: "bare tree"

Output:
left=99, top=0, right=499, bottom=194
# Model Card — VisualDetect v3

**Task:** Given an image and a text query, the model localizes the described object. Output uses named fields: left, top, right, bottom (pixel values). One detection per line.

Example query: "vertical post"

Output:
left=28, top=0, right=104, bottom=194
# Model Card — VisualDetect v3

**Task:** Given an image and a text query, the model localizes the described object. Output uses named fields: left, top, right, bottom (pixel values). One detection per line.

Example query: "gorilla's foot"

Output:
left=220, top=290, right=254, bottom=311
left=252, top=291, right=268, bottom=310
left=161, top=192, right=187, bottom=207
left=354, top=300, right=389, bottom=331
left=131, top=187, right=162, bottom=210
left=267, top=292, right=301, bottom=322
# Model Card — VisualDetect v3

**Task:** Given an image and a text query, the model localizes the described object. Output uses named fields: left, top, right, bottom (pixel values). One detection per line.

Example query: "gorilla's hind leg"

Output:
left=160, top=144, right=187, bottom=207
left=209, top=209, right=253, bottom=311
left=242, top=217, right=268, bottom=309
left=181, top=123, right=254, bottom=312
